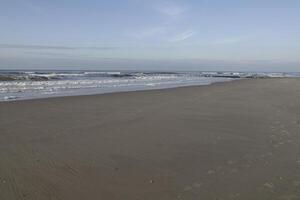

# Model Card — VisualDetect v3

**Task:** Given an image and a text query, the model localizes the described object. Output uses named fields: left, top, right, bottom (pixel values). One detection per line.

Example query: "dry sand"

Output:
left=1, top=78, right=300, bottom=200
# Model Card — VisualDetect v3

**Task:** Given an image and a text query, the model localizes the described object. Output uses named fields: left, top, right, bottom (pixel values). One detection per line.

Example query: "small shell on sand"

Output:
left=263, top=182, right=274, bottom=190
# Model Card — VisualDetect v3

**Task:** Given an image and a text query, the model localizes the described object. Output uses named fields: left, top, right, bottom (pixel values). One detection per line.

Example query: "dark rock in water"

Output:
left=4, top=96, right=19, bottom=100
left=213, top=75, right=241, bottom=78
left=111, top=74, right=134, bottom=78
left=0, top=74, right=56, bottom=81
left=29, top=76, right=50, bottom=81
left=203, top=74, right=241, bottom=78
left=245, top=75, right=267, bottom=79
left=0, top=75, right=16, bottom=81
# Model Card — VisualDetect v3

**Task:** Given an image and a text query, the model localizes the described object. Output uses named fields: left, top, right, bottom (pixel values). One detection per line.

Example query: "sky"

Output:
left=0, top=0, right=299, bottom=71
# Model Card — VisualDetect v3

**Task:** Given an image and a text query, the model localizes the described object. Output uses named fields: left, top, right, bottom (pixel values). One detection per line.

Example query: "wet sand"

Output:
left=1, top=78, right=300, bottom=200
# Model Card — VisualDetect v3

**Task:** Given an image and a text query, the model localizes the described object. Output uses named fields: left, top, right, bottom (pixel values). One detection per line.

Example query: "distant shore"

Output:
left=1, top=78, right=300, bottom=200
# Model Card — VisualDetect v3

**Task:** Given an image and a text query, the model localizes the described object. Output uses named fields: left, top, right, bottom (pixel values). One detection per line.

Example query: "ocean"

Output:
left=0, top=70, right=298, bottom=101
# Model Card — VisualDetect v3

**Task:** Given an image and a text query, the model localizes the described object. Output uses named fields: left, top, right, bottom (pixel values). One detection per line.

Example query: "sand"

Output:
left=1, top=78, right=300, bottom=200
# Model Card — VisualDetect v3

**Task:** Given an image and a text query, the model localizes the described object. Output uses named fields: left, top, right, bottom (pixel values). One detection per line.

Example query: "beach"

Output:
left=1, top=78, right=300, bottom=199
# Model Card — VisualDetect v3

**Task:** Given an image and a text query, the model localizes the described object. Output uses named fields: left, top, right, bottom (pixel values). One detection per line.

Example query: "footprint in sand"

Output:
left=270, top=126, right=276, bottom=131
left=280, top=124, right=286, bottom=129
left=227, top=160, right=236, bottom=165
left=260, top=152, right=273, bottom=158
left=229, top=193, right=241, bottom=199
left=183, top=186, right=193, bottom=192
left=278, top=141, right=285, bottom=146
left=278, top=194, right=299, bottom=200
left=293, top=180, right=300, bottom=187
left=281, top=130, right=290, bottom=136
left=292, top=120, right=298, bottom=125
left=230, top=168, right=239, bottom=173
left=192, top=182, right=203, bottom=188
left=183, top=182, right=203, bottom=192
left=0, top=178, right=6, bottom=184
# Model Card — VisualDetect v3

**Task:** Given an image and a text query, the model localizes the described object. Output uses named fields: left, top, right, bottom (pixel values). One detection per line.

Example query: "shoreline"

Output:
left=0, top=77, right=271, bottom=103
left=0, top=77, right=235, bottom=103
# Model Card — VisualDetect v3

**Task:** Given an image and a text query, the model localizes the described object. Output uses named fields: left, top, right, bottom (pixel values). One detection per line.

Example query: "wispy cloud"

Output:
left=155, top=2, right=187, bottom=17
left=127, top=1, right=190, bottom=42
left=0, top=44, right=118, bottom=50
left=169, top=31, right=195, bottom=42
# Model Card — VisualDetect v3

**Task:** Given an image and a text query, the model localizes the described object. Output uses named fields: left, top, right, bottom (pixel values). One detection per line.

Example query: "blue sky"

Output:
left=0, top=0, right=299, bottom=71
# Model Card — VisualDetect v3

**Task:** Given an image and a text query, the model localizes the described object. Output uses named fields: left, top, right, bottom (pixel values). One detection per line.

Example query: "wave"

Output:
left=0, top=74, right=60, bottom=81
left=0, top=70, right=297, bottom=83
left=0, top=71, right=144, bottom=81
